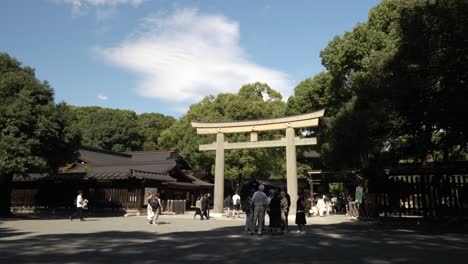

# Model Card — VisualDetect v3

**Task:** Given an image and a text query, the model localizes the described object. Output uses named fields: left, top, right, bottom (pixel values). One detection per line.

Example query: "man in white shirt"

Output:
left=70, top=190, right=85, bottom=221
left=232, top=193, right=241, bottom=218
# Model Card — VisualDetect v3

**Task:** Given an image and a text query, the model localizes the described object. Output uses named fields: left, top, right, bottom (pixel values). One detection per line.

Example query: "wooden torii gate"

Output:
left=191, top=109, right=325, bottom=215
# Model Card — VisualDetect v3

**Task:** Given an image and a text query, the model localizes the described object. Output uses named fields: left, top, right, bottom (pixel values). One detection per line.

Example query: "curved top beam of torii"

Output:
left=191, top=109, right=325, bottom=135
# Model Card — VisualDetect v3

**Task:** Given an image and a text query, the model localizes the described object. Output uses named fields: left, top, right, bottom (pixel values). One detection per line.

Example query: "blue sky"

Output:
left=1, top=0, right=381, bottom=117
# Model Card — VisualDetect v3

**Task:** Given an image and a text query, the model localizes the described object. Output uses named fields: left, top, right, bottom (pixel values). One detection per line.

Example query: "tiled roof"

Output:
left=14, top=170, right=176, bottom=182
left=68, top=160, right=177, bottom=174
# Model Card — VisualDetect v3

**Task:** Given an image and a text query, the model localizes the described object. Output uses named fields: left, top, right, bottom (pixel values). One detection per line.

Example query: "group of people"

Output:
left=244, top=185, right=307, bottom=235
left=193, top=193, right=211, bottom=220
left=223, top=193, right=241, bottom=218
left=305, top=193, right=357, bottom=217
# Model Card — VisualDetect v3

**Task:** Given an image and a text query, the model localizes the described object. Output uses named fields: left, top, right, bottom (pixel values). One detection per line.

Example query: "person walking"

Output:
left=268, top=190, right=282, bottom=234
left=242, top=193, right=254, bottom=233
left=224, top=195, right=232, bottom=217
left=266, top=189, right=274, bottom=230
left=201, top=193, right=210, bottom=220
left=280, top=191, right=289, bottom=233
left=194, top=195, right=203, bottom=219
left=148, top=193, right=163, bottom=225
left=317, top=195, right=326, bottom=217
left=305, top=195, right=312, bottom=217
left=250, top=185, right=268, bottom=235
left=232, top=192, right=241, bottom=218
left=295, top=194, right=307, bottom=232
left=146, top=192, right=155, bottom=224
left=70, top=190, right=87, bottom=221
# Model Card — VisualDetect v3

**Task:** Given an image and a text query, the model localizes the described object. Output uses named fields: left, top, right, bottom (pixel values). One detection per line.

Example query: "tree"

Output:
left=287, top=0, right=468, bottom=190
left=158, top=83, right=288, bottom=190
left=0, top=53, right=81, bottom=216
left=137, top=113, right=175, bottom=151
left=72, top=106, right=144, bottom=152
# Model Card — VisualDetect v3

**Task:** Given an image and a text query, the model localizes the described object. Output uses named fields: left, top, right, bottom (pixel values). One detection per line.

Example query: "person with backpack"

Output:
left=147, top=192, right=163, bottom=225
left=224, top=195, right=232, bottom=217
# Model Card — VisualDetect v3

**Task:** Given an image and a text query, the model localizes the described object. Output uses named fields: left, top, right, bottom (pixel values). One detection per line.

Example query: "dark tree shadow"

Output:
left=1, top=220, right=467, bottom=263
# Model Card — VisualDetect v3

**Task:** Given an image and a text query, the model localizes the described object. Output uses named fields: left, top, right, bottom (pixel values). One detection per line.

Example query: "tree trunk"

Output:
left=0, top=174, right=13, bottom=217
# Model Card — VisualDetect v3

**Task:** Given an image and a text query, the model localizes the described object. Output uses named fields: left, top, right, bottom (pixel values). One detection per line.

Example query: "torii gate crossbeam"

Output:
left=191, top=109, right=325, bottom=215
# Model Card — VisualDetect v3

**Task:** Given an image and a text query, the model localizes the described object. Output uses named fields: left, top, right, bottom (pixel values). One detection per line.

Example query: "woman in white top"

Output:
left=146, top=193, right=155, bottom=224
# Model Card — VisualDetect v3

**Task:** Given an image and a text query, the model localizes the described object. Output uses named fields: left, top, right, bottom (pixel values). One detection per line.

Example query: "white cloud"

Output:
left=97, top=94, right=109, bottom=100
left=97, top=8, right=291, bottom=108
left=59, top=0, right=146, bottom=16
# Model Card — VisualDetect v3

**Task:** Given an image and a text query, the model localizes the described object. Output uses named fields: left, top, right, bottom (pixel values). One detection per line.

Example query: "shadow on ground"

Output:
left=0, top=220, right=467, bottom=263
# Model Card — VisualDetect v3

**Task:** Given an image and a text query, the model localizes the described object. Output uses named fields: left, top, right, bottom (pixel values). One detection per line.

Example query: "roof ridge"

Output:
left=80, top=146, right=132, bottom=158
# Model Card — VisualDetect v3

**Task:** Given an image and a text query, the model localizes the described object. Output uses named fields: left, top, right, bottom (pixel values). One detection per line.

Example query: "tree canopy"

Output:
left=71, top=106, right=175, bottom=152
left=158, top=83, right=289, bottom=190
left=287, top=0, right=468, bottom=183
left=0, top=53, right=81, bottom=216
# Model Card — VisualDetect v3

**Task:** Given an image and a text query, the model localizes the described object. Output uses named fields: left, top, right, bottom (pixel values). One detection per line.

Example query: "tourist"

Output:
left=224, top=195, right=232, bottom=217
left=70, top=190, right=87, bottom=221
left=268, top=190, right=282, bottom=234
left=206, top=193, right=212, bottom=218
left=280, top=191, right=289, bottom=232
left=250, top=185, right=268, bottom=235
left=147, top=192, right=163, bottom=225
left=266, top=189, right=274, bottom=230
left=317, top=195, right=326, bottom=217
left=194, top=195, right=203, bottom=219
left=242, top=193, right=254, bottom=233
left=201, top=193, right=210, bottom=220
left=295, top=194, right=307, bottom=232
left=324, top=195, right=331, bottom=215
left=149, top=193, right=163, bottom=225
left=232, top=192, right=241, bottom=218
left=145, top=192, right=155, bottom=224
left=305, top=195, right=312, bottom=217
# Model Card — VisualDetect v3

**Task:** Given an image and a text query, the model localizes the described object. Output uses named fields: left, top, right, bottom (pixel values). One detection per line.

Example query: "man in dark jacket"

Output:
left=201, top=193, right=210, bottom=220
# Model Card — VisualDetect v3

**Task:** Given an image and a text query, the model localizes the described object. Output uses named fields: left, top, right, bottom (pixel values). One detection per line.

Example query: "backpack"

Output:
left=148, top=197, right=159, bottom=209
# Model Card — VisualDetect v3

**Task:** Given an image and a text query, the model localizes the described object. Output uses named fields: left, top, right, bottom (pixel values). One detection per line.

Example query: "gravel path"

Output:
left=1, top=214, right=467, bottom=263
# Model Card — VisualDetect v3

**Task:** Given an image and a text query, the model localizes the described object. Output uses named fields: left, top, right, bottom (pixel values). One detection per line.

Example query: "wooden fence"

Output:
left=11, top=180, right=144, bottom=211
left=375, top=174, right=468, bottom=218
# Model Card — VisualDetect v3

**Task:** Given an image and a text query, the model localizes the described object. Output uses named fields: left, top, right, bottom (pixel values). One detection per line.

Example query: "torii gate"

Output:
left=191, top=109, right=324, bottom=215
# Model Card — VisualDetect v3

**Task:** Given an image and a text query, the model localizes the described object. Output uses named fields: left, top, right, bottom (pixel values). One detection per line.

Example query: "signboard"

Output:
left=355, top=186, right=363, bottom=203
left=143, top=187, right=158, bottom=205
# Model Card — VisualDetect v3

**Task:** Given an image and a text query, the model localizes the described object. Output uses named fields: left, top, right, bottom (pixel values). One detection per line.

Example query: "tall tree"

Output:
left=137, top=113, right=175, bottom=151
left=0, top=53, right=81, bottom=216
left=72, top=106, right=144, bottom=152
left=287, top=0, right=468, bottom=188
left=158, top=83, right=288, bottom=190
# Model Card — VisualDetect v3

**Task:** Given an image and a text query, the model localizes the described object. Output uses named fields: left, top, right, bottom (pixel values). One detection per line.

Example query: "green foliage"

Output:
left=0, top=53, right=81, bottom=175
left=288, top=0, right=468, bottom=181
left=0, top=53, right=81, bottom=215
left=71, top=107, right=175, bottom=152
left=72, top=106, right=144, bottom=152
left=158, top=83, right=290, bottom=186
left=138, top=113, right=175, bottom=151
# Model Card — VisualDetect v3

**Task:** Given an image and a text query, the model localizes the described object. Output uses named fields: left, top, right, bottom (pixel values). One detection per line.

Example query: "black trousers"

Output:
left=194, top=208, right=202, bottom=219
left=71, top=207, right=84, bottom=220
left=202, top=208, right=209, bottom=219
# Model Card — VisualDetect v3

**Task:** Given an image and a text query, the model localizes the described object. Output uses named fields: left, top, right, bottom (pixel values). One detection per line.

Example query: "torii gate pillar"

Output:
left=214, top=133, right=225, bottom=214
left=286, top=127, right=298, bottom=214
